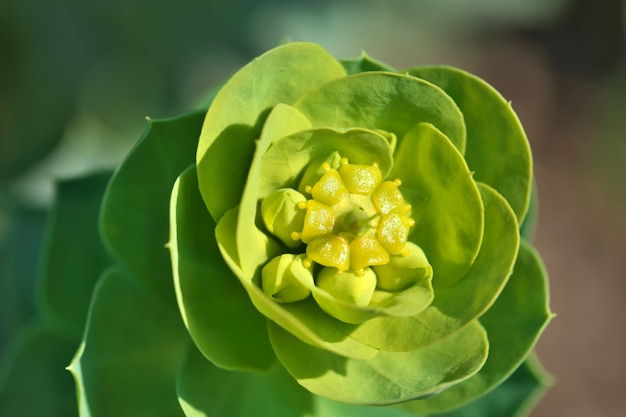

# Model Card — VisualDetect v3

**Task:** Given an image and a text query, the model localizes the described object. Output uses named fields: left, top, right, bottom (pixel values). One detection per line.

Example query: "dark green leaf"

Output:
left=39, top=172, right=112, bottom=337
left=100, top=111, right=204, bottom=301
left=68, top=267, right=189, bottom=417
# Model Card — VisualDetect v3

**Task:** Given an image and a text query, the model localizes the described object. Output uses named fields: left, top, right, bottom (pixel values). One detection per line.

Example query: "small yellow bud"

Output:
left=261, top=254, right=314, bottom=302
left=261, top=188, right=307, bottom=248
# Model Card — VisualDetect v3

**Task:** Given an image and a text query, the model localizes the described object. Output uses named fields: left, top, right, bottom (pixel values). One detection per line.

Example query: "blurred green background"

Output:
left=1, top=0, right=625, bottom=416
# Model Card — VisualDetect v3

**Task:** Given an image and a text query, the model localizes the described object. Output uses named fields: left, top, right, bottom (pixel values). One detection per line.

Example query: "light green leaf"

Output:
left=100, top=111, right=204, bottom=301
left=39, top=172, right=112, bottom=337
left=176, top=345, right=315, bottom=417
left=346, top=183, right=518, bottom=352
left=0, top=323, right=76, bottom=417
left=215, top=208, right=379, bottom=360
left=391, top=122, right=483, bottom=286
left=170, top=165, right=276, bottom=372
left=269, top=319, right=488, bottom=405
left=294, top=72, right=466, bottom=154
left=197, top=42, right=347, bottom=221
left=396, top=240, right=553, bottom=414
left=408, top=66, right=532, bottom=222
left=68, top=267, right=189, bottom=417
left=237, top=103, right=311, bottom=277
left=259, top=128, right=394, bottom=198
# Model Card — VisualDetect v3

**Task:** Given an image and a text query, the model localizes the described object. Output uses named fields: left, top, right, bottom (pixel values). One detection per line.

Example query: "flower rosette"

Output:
left=66, top=42, right=552, bottom=416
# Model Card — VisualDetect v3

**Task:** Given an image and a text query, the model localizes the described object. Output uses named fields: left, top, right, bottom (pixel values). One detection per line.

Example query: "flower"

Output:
left=68, top=42, right=551, bottom=416
left=172, top=41, right=551, bottom=406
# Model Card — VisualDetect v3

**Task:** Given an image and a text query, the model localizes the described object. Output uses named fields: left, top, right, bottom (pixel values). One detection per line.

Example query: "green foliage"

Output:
left=0, top=42, right=552, bottom=417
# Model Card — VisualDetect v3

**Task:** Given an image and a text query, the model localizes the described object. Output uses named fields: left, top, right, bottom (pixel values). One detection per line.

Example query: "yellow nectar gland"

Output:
left=291, top=157, right=414, bottom=275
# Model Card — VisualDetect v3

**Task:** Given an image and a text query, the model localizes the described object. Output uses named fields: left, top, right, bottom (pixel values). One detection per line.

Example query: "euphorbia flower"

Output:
left=66, top=42, right=552, bottom=416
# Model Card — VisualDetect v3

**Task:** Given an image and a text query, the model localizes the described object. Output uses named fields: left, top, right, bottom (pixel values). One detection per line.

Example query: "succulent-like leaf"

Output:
left=345, top=183, right=518, bottom=352
left=408, top=66, right=532, bottom=222
left=395, top=240, right=553, bottom=414
left=390, top=122, right=483, bottom=286
left=68, top=267, right=189, bottom=417
left=294, top=72, right=466, bottom=154
left=100, top=112, right=203, bottom=301
left=197, top=42, right=347, bottom=221
left=268, top=319, right=488, bottom=405
left=341, top=52, right=397, bottom=74
left=170, top=165, right=276, bottom=372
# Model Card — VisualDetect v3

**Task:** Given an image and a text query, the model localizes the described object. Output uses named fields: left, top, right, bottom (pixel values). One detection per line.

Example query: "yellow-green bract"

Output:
left=171, top=43, right=548, bottom=409
left=70, top=42, right=552, bottom=416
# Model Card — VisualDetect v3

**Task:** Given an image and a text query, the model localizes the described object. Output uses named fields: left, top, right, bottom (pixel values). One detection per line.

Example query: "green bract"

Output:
left=58, top=42, right=552, bottom=416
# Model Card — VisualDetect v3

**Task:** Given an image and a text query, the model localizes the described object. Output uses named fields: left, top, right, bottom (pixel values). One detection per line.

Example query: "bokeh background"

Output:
left=1, top=0, right=625, bottom=416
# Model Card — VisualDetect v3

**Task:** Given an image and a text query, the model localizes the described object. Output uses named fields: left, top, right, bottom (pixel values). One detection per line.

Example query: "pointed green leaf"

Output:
left=294, top=72, right=466, bottom=154
left=396, top=240, right=553, bottom=414
left=0, top=324, right=77, bottom=417
left=390, top=122, right=483, bottom=286
left=269, top=319, right=488, bottom=405
left=100, top=111, right=204, bottom=301
left=197, top=42, right=347, bottom=221
left=170, top=165, right=276, bottom=372
left=68, top=267, right=189, bottom=417
left=347, top=183, right=518, bottom=352
left=176, top=345, right=315, bottom=417
left=39, top=172, right=112, bottom=337
left=215, top=208, right=379, bottom=360
left=408, top=66, right=532, bottom=221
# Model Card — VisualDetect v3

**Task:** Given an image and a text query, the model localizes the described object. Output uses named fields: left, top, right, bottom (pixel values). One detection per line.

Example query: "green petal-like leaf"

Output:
left=408, top=66, right=532, bottom=221
left=170, top=165, right=276, bottom=372
left=0, top=324, right=76, bottom=417
left=68, top=267, right=189, bottom=417
left=259, top=128, right=394, bottom=197
left=347, top=183, right=517, bottom=352
left=396, top=240, right=553, bottom=413
left=269, top=319, right=488, bottom=405
left=294, top=72, right=466, bottom=154
left=197, top=42, right=347, bottom=221
left=39, top=172, right=112, bottom=337
left=215, top=208, right=379, bottom=360
left=391, top=122, right=483, bottom=286
left=100, top=112, right=204, bottom=301
left=176, top=345, right=315, bottom=417
left=237, top=104, right=311, bottom=276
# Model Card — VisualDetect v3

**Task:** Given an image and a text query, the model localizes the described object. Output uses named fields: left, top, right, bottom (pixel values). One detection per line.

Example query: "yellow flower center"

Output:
left=290, top=157, right=414, bottom=276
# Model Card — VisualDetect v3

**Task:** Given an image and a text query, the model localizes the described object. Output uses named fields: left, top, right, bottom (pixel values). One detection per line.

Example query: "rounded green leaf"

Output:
left=269, top=319, right=488, bottom=405
left=294, top=72, right=466, bottom=154
left=398, top=241, right=553, bottom=414
left=197, top=42, right=347, bottom=221
left=176, top=345, right=314, bottom=417
left=170, top=165, right=276, bottom=372
left=408, top=66, right=532, bottom=222
left=390, top=122, right=483, bottom=286
left=341, top=51, right=397, bottom=75
left=347, top=183, right=518, bottom=352
left=100, top=111, right=204, bottom=301
left=68, top=267, right=189, bottom=417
